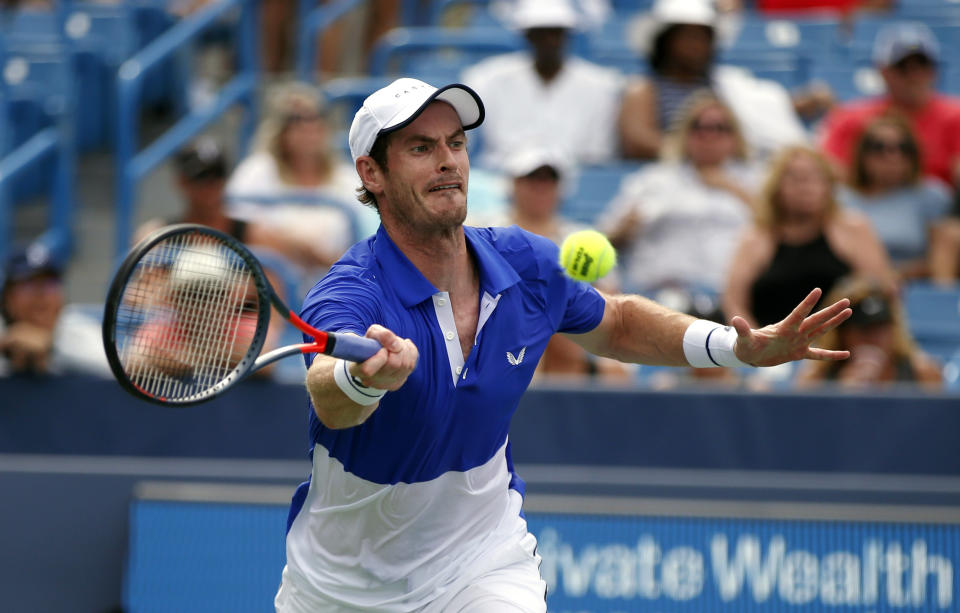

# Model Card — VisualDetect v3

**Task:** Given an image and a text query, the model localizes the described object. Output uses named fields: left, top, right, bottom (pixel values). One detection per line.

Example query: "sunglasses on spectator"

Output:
left=863, top=139, right=914, bottom=155
left=285, top=111, right=323, bottom=124
left=691, top=121, right=733, bottom=134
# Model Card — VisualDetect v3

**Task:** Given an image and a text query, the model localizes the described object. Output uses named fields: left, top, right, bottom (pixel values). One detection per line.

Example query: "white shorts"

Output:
left=274, top=531, right=546, bottom=613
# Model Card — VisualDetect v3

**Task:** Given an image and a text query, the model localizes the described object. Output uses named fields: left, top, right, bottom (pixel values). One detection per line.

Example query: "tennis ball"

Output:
left=559, top=229, right=616, bottom=282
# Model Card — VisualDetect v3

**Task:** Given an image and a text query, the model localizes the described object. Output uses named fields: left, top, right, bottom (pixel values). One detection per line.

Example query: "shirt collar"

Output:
left=372, top=225, right=521, bottom=308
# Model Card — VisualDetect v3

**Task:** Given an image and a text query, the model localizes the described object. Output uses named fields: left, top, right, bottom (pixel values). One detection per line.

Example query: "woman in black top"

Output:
left=723, top=146, right=894, bottom=327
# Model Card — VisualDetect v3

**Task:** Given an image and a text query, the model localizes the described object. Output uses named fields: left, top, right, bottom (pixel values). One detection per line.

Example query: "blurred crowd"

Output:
left=3, top=0, right=959, bottom=393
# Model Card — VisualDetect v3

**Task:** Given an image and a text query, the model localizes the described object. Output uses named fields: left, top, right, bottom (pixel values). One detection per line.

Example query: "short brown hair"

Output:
left=356, top=133, right=392, bottom=212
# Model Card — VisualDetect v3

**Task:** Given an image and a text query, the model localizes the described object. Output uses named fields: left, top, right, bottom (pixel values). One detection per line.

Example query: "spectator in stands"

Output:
left=460, top=0, right=624, bottom=168
left=722, top=146, right=894, bottom=328
left=226, top=81, right=380, bottom=247
left=818, top=22, right=960, bottom=187
left=838, top=114, right=952, bottom=280
left=0, top=244, right=110, bottom=378
left=795, top=275, right=941, bottom=389
left=470, top=147, right=631, bottom=382
left=136, top=138, right=343, bottom=270
left=599, top=93, right=760, bottom=296
left=619, top=0, right=813, bottom=161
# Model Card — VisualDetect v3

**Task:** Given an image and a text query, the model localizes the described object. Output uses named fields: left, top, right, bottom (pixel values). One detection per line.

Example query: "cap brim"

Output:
left=380, top=83, right=485, bottom=137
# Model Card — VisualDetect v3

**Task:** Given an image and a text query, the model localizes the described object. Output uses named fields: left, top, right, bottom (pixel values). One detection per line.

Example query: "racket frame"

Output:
left=103, top=224, right=344, bottom=405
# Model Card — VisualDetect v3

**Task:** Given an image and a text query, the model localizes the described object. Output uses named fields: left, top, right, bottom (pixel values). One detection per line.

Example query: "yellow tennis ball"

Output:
left=559, top=230, right=616, bottom=282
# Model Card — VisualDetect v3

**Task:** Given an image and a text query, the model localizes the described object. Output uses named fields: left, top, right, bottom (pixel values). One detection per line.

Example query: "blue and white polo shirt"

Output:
left=283, top=224, right=605, bottom=610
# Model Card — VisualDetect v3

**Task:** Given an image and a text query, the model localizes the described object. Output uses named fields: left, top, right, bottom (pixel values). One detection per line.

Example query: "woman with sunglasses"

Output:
left=227, top=82, right=381, bottom=268
left=838, top=115, right=952, bottom=280
left=599, top=92, right=760, bottom=298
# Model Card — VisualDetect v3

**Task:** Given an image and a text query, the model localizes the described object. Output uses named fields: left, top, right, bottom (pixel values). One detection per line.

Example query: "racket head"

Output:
left=102, top=224, right=272, bottom=405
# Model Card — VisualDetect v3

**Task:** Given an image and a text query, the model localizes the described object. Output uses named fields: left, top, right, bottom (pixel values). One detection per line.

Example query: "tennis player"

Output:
left=275, top=78, right=853, bottom=612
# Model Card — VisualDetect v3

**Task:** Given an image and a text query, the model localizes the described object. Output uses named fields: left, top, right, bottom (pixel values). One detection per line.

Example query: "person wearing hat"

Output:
left=276, top=76, right=854, bottom=612
left=795, top=275, right=941, bottom=389
left=819, top=22, right=960, bottom=187
left=619, top=0, right=811, bottom=161
left=0, top=244, right=110, bottom=377
left=136, top=137, right=345, bottom=270
left=460, top=0, right=624, bottom=168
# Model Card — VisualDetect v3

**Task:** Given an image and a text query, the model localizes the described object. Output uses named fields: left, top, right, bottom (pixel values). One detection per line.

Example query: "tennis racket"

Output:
left=102, top=223, right=381, bottom=405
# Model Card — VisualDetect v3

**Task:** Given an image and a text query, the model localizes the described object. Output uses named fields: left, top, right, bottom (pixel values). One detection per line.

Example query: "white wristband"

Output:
left=333, top=358, right=386, bottom=406
left=682, top=319, right=750, bottom=368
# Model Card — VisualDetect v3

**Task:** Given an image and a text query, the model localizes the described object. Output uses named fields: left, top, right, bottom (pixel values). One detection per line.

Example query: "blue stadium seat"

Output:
left=727, top=16, right=842, bottom=55
left=808, top=61, right=885, bottom=102
left=716, top=47, right=807, bottom=90
left=561, top=162, right=646, bottom=226
left=1, top=40, right=71, bottom=201
left=368, top=27, right=524, bottom=77
left=903, top=282, right=960, bottom=363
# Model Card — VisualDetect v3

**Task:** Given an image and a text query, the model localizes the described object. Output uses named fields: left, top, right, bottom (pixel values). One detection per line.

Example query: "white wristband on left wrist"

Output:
left=682, top=319, right=750, bottom=368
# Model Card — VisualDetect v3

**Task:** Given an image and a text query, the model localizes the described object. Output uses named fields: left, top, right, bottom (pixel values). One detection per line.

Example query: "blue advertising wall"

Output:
left=123, top=499, right=960, bottom=613
left=2, top=375, right=960, bottom=612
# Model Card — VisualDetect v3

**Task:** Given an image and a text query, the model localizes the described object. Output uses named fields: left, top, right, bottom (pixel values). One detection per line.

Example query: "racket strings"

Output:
left=114, top=232, right=259, bottom=400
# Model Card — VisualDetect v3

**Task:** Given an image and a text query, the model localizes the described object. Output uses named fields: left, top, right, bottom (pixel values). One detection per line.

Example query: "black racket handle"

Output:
left=327, top=333, right=383, bottom=363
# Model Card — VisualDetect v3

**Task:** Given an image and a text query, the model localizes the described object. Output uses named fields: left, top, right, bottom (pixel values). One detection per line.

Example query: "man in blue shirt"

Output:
left=275, top=77, right=852, bottom=613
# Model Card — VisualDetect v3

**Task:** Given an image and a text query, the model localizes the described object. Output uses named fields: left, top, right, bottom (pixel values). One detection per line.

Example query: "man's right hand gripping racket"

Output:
left=102, top=224, right=381, bottom=405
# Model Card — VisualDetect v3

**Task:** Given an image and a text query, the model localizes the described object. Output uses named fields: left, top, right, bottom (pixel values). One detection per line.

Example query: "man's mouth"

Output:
left=428, top=182, right=462, bottom=193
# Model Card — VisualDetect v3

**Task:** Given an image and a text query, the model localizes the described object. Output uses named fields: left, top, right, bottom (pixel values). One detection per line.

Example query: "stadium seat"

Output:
left=808, top=61, right=885, bottom=102
left=716, top=47, right=807, bottom=90
left=903, top=282, right=960, bottom=363
left=368, top=26, right=524, bottom=77
left=1, top=40, right=71, bottom=201
left=560, top=162, right=646, bottom=226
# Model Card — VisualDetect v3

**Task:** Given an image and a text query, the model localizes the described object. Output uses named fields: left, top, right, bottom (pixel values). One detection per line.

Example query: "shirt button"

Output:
left=456, top=366, right=462, bottom=375
left=437, top=298, right=447, bottom=306
left=445, top=331, right=455, bottom=341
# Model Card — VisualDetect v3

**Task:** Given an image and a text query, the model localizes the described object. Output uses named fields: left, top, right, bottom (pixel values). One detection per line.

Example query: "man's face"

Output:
left=513, top=166, right=560, bottom=218
left=178, top=175, right=226, bottom=217
left=3, top=273, right=63, bottom=329
left=525, top=27, right=568, bottom=70
left=379, top=102, right=470, bottom=233
left=881, top=53, right=936, bottom=108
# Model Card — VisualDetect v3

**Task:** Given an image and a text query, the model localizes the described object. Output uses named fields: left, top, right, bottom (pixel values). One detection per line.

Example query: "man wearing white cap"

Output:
left=461, top=0, right=624, bottom=168
left=276, top=76, right=854, bottom=612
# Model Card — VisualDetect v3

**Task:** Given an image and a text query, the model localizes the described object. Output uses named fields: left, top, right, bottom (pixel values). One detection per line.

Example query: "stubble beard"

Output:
left=386, top=181, right=468, bottom=240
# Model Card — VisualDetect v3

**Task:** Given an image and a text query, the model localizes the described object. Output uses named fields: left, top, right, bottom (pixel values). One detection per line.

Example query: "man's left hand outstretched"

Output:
left=732, top=288, right=852, bottom=367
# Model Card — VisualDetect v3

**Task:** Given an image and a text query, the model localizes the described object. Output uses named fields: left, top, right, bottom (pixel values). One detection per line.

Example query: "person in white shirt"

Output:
left=600, top=92, right=761, bottom=295
left=461, top=0, right=624, bottom=169
left=227, top=81, right=381, bottom=254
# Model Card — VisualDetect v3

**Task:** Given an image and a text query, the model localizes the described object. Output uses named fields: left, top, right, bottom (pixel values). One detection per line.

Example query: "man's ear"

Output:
left=356, top=156, right=385, bottom=196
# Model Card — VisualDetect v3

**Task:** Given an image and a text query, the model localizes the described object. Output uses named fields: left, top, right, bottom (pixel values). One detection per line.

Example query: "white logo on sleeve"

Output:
left=506, top=347, right=526, bottom=366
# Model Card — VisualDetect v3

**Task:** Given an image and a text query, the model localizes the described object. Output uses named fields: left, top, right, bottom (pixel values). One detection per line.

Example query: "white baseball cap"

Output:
left=511, top=0, right=579, bottom=31
left=632, top=0, right=716, bottom=55
left=348, top=78, right=484, bottom=163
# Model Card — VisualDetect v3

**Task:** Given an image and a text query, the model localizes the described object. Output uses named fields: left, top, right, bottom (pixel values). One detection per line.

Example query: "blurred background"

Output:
left=3, top=0, right=960, bottom=611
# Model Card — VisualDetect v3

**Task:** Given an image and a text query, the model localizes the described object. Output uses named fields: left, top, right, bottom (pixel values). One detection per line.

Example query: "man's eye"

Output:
left=450, top=140, right=465, bottom=149
left=412, top=145, right=428, bottom=153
